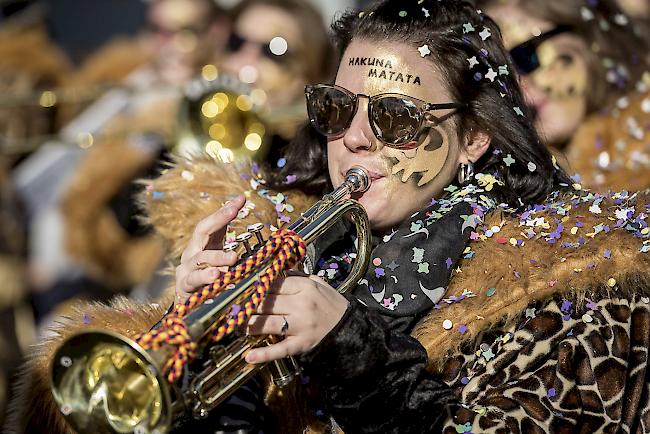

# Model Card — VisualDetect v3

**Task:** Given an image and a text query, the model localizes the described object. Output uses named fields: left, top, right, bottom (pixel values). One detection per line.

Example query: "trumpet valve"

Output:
left=247, top=223, right=265, bottom=246
left=235, top=232, right=253, bottom=254
left=223, top=242, right=239, bottom=253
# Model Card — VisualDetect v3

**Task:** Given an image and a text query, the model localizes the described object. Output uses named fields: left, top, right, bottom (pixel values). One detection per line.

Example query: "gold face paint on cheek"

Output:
left=385, top=126, right=450, bottom=187
left=536, top=43, right=588, bottom=97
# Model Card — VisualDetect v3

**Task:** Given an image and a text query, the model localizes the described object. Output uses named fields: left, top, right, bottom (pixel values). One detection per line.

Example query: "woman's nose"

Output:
left=342, top=99, right=377, bottom=153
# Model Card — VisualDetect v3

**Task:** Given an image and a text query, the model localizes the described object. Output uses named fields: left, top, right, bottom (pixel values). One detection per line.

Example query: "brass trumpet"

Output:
left=50, top=167, right=371, bottom=434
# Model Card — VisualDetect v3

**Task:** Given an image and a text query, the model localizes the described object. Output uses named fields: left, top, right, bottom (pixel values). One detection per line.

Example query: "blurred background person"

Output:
left=480, top=0, right=650, bottom=191
left=176, top=0, right=335, bottom=165
left=12, top=0, right=231, bottom=330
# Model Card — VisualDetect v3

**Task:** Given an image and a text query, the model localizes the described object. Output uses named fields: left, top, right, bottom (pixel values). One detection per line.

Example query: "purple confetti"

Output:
left=461, top=376, right=470, bottom=385
left=459, top=325, right=468, bottom=334
left=286, top=175, right=297, bottom=184
left=375, top=267, right=385, bottom=278
left=446, top=257, right=453, bottom=269
left=82, top=314, right=91, bottom=325
left=547, top=388, right=556, bottom=398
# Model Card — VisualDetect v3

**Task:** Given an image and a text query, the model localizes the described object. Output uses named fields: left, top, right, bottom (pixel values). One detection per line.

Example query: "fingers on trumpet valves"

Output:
left=223, top=223, right=266, bottom=256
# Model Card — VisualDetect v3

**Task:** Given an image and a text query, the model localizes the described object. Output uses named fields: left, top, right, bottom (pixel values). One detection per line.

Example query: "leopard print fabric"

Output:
left=440, top=294, right=650, bottom=433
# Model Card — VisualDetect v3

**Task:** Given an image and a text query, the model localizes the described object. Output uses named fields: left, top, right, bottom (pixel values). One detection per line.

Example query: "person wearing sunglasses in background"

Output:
left=168, top=0, right=650, bottom=432
left=216, top=0, right=335, bottom=166
left=12, top=0, right=650, bottom=433
left=480, top=0, right=650, bottom=192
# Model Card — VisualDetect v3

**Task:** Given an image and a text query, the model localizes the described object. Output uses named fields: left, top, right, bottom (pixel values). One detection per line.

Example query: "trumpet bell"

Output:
left=50, top=331, right=172, bottom=434
left=176, top=74, right=270, bottom=163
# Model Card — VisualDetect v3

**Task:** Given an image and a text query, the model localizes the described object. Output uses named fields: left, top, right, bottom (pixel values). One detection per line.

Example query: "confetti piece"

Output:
left=372, top=257, right=382, bottom=266
left=418, top=44, right=431, bottom=57
left=547, top=388, right=556, bottom=398
left=399, top=10, right=407, bottom=17
left=277, top=158, right=286, bottom=168
left=485, top=67, right=497, bottom=82
left=503, top=154, right=515, bottom=166
left=479, top=27, right=492, bottom=40
left=608, top=278, right=617, bottom=287
left=582, top=313, right=593, bottom=323
left=443, top=319, right=453, bottom=330
left=467, top=56, right=479, bottom=69
left=527, top=162, right=537, bottom=172
left=463, top=23, right=475, bottom=33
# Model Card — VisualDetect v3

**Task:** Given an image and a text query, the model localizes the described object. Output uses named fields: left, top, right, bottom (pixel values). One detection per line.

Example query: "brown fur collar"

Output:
left=565, top=88, right=650, bottom=192
left=139, top=155, right=318, bottom=263
left=415, top=190, right=650, bottom=369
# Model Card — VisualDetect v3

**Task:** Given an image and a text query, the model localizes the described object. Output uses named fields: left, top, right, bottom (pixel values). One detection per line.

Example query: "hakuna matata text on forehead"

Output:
left=348, top=57, right=422, bottom=86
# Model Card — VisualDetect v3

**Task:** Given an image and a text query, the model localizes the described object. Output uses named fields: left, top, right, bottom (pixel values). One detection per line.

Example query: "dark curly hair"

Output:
left=267, top=0, right=573, bottom=207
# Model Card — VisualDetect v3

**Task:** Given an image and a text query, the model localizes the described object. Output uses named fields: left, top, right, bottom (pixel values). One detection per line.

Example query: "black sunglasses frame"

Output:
left=305, top=84, right=465, bottom=148
left=225, top=32, right=292, bottom=65
left=509, top=25, right=574, bottom=75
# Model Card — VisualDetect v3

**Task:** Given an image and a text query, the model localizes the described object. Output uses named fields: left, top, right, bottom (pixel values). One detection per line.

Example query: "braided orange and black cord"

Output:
left=135, top=229, right=306, bottom=383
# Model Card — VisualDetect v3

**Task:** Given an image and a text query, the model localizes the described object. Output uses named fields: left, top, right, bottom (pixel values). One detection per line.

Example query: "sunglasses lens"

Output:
left=226, top=32, right=245, bottom=53
left=306, top=86, right=356, bottom=137
left=510, top=43, right=540, bottom=74
left=370, top=96, right=421, bottom=145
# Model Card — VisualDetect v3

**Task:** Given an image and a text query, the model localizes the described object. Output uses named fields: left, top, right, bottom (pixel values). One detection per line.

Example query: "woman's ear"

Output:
left=460, top=129, right=491, bottom=164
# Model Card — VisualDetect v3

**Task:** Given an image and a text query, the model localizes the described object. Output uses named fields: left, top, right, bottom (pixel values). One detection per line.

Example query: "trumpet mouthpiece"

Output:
left=345, top=167, right=371, bottom=193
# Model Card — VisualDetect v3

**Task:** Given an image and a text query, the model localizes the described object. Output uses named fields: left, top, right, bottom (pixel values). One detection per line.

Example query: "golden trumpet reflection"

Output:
left=208, top=123, right=226, bottom=140
left=244, top=133, right=262, bottom=151
left=205, top=140, right=223, bottom=160
left=236, top=95, right=253, bottom=111
left=202, top=64, right=219, bottom=82
left=77, top=133, right=94, bottom=149
left=201, top=100, right=220, bottom=118
left=39, top=90, right=57, bottom=108
left=250, top=89, right=267, bottom=106
left=212, top=92, right=230, bottom=110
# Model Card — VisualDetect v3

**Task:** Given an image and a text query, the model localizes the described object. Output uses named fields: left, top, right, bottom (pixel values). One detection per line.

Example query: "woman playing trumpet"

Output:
left=170, top=0, right=650, bottom=432
left=10, top=0, right=650, bottom=432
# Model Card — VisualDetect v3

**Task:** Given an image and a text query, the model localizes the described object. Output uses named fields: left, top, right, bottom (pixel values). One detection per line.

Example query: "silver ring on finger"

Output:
left=280, top=316, right=289, bottom=337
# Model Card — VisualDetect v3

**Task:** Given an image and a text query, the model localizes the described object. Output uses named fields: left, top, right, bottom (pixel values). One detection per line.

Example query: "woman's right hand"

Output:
left=175, top=195, right=246, bottom=303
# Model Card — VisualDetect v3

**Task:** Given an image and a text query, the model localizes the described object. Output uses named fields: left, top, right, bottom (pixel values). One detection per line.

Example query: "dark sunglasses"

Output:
left=509, top=25, right=573, bottom=74
left=305, top=84, right=465, bottom=148
left=226, top=32, right=292, bottom=64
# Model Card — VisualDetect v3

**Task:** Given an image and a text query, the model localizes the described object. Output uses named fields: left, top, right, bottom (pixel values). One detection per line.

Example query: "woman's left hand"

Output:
left=245, top=273, right=349, bottom=364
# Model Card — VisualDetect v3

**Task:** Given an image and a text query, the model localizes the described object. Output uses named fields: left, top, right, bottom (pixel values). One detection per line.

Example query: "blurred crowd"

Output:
left=0, top=0, right=648, bottom=428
